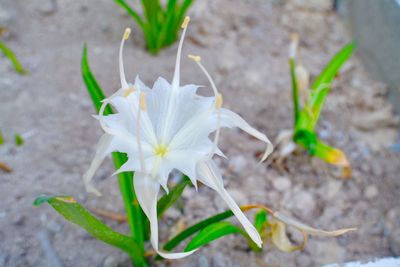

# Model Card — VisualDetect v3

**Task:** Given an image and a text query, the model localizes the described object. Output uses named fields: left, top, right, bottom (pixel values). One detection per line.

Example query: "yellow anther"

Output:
left=188, top=54, right=201, bottom=62
left=181, top=16, right=190, bottom=29
left=123, top=28, right=131, bottom=40
left=139, top=92, right=147, bottom=111
left=123, top=86, right=136, bottom=97
left=215, top=93, right=223, bottom=108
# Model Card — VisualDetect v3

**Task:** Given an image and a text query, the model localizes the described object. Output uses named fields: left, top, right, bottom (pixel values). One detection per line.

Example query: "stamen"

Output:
left=289, top=32, right=299, bottom=60
left=123, top=86, right=136, bottom=97
left=171, top=16, right=190, bottom=90
left=215, top=93, right=223, bottom=108
left=139, top=92, right=147, bottom=111
left=207, top=93, right=223, bottom=158
left=188, top=54, right=218, bottom=96
left=136, top=93, right=146, bottom=172
left=119, top=28, right=131, bottom=89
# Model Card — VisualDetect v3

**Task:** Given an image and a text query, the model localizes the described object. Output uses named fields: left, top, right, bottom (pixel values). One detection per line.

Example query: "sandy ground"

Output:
left=1, top=0, right=400, bottom=266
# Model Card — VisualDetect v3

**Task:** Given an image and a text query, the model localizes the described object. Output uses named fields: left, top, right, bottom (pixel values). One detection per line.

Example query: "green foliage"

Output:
left=14, top=134, right=24, bottom=146
left=163, top=209, right=235, bottom=251
left=157, top=176, right=191, bottom=217
left=33, top=195, right=146, bottom=265
left=298, top=42, right=356, bottom=131
left=114, top=0, right=194, bottom=54
left=185, top=222, right=245, bottom=251
left=0, top=42, right=28, bottom=75
left=290, top=41, right=355, bottom=176
left=0, top=129, right=4, bottom=145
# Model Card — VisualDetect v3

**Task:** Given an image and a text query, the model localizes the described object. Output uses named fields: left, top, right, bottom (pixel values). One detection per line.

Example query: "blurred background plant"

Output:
left=0, top=26, right=28, bottom=75
left=274, top=34, right=355, bottom=179
left=114, top=0, right=194, bottom=54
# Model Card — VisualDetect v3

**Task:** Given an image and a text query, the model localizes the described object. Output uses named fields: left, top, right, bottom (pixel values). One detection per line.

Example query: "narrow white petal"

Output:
left=134, top=172, right=196, bottom=259
left=220, top=108, right=273, bottom=162
left=196, top=160, right=262, bottom=247
left=83, top=134, right=113, bottom=196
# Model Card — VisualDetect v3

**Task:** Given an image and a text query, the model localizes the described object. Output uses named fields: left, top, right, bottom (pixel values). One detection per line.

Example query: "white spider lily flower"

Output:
left=83, top=17, right=273, bottom=258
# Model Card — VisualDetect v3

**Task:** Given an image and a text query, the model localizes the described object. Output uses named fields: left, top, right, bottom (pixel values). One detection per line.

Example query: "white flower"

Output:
left=83, top=17, right=273, bottom=259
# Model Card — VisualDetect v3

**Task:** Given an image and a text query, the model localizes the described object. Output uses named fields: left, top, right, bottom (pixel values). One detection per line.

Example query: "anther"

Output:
left=124, top=28, right=131, bottom=40
left=123, top=86, right=136, bottom=97
left=139, top=92, right=147, bottom=111
left=188, top=54, right=201, bottom=62
left=215, top=93, right=223, bottom=108
left=181, top=16, right=190, bottom=29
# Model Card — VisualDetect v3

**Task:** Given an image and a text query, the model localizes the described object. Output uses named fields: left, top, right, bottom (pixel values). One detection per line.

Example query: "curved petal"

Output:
left=196, top=160, right=262, bottom=247
left=220, top=108, right=273, bottom=162
left=83, top=134, right=114, bottom=196
left=134, top=172, right=196, bottom=259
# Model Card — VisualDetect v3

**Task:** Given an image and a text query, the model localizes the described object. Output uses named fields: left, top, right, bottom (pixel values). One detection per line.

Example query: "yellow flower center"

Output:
left=154, top=144, right=168, bottom=157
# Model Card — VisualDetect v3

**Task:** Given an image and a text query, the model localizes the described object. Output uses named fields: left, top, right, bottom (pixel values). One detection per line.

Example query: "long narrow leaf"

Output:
left=81, top=44, right=113, bottom=114
left=0, top=42, right=28, bottom=75
left=33, top=195, right=145, bottom=265
left=114, top=0, right=146, bottom=30
left=163, top=210, right=234, bottom=251
left=308, top=42, right=355, bottom=128
left=157, top=176, right=191, bottom=217
left=184, top=222, right=245, bottom=251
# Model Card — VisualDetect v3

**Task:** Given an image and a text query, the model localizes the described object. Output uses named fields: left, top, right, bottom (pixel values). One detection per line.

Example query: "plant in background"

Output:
left=34, top=20, right=355, bottom=266
left=114, top=0, right=194, bottom=54
left=0, top=27, right=28, bottom=75
left=275, top=34, right=355, bottom=178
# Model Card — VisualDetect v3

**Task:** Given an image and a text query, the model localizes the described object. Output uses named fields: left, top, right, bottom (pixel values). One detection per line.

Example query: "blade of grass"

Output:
left=184, top=222, right=246, bottom=251
left=290, top=58, right=300, bottom=127
left=114, top=0, right=146, bottom=30
left=157, top=176, right=191, bottom=217
left=0, top=42, right=28, bottom=75
left=309, top=42, right=355, bottom=128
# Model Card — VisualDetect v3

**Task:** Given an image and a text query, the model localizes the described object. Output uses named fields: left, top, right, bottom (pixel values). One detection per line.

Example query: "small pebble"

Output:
left=103, top=256, right=118, bottom=267
left=364, top=185, right=379, bottom=199
left=272, top=176, right=291, bottom=192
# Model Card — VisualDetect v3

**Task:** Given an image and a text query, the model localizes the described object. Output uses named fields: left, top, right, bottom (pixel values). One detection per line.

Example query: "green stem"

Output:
left=112, top=153, right=147, bottom=267
left=289, top=58, right=300, bottom=129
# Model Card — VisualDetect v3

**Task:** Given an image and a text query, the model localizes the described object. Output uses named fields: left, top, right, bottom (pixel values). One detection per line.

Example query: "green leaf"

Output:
left=81, top=44, right=113, bottom=115
left=254, top=209, right=268, bottom=233
left=184, top=222, right=245, bottom=251
left=157, top=176, right=191, bottom=217
left=163, top=209, right=235, bottom=252
left=0, top=42, right=28, bottom=75
left=14, top=134, right=24, bottom=146
left=308, top=42, right=356, bottom=128
left=33, top=194, right=145, bottom=265
left=290, top=58, right=300, bottom=126
left=314, top=139, right=351, bottom=178
left=114, top=0, right=146, bottom=30
left=0, top=129, right=4, bottom=145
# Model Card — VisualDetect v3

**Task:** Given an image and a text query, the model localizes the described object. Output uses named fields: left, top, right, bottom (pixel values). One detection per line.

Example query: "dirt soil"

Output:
left=1, top=0, right=400, bottom=266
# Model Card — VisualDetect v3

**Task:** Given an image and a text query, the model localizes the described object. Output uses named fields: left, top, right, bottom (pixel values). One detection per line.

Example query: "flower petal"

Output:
left=274, top=212, right=357, bottom=236
left=83, top=134, right=113, bottom=196
left=134, top=172, right=196, bottom=259
left=269, top=219, right=304, bottom=252
left=196, top=160, right=262, bottom=247
left=220, top=108, right=273, bottom=162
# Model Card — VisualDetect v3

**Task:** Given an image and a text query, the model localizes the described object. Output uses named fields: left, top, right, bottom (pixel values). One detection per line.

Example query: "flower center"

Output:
left=154, top=144, right=168, bottom=157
